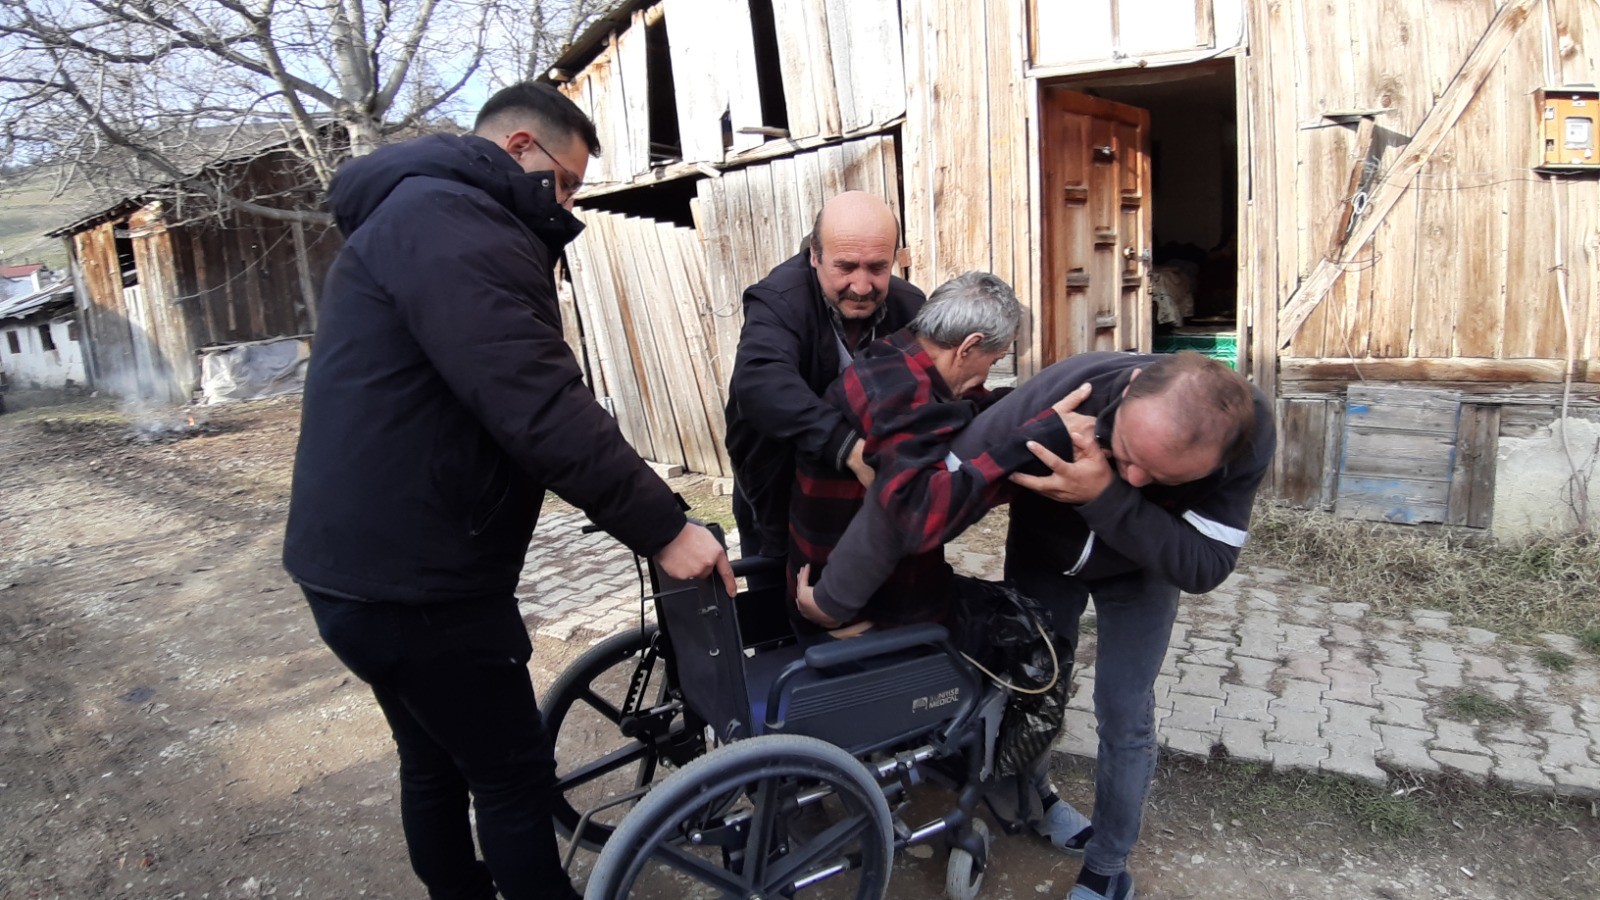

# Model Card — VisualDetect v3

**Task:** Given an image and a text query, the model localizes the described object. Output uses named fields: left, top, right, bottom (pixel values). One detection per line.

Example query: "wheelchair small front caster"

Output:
left=945, top=817, right=991, bottom=900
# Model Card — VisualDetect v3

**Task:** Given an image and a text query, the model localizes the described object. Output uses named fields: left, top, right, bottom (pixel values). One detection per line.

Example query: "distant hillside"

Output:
left=0, top=166, right=100, bottom=270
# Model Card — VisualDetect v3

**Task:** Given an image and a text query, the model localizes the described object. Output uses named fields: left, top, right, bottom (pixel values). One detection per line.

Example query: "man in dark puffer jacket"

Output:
left=284, top=83, right=732, bottom=900
left=724, top=191, right=925, bottom=558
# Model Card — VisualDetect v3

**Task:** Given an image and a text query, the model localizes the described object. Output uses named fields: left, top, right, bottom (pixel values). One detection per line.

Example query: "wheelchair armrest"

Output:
left=802, top=622, right=951, bottom=670
left=730, top=554, right=786, bottom=580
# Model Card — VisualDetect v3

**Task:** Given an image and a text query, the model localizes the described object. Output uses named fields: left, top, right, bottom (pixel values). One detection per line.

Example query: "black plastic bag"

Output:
left=950, top=575, right=1075, bottom=777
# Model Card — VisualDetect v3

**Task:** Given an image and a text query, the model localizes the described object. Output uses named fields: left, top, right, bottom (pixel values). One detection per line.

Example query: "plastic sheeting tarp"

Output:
left=199, top=337, right=309, bottom=404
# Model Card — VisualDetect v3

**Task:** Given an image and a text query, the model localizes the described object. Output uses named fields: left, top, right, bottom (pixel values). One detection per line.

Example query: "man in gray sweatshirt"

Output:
left=803, top=350, right=1274, bottom=900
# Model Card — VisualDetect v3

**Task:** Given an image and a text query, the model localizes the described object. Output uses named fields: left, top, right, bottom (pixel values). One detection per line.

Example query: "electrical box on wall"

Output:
left=1537, top=87, right=1600, bottom=172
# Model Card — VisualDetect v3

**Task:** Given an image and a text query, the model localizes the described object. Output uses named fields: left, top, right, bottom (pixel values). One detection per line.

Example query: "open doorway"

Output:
left=1040, top=60, right=1239, bottom=368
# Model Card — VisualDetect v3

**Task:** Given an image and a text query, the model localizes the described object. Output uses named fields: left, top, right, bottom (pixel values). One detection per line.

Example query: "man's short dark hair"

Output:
left=474, top=82, right=602, bottom=157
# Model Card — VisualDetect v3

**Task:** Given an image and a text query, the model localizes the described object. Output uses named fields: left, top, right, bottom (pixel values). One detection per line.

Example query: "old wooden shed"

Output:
left=551, top=0, right=1600, bottom=534
left=49, top=143, right=339, bottom=405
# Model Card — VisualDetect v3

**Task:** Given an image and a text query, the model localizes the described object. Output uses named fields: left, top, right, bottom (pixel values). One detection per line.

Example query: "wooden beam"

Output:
left=1279, top=356, right=1598, bottom=384
left=1276, top=0, right=1538, bottom=348
left=1326, top=116, right=1376, bottom=256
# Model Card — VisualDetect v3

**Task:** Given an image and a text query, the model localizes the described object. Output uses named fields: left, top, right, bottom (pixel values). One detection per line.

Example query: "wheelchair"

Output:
left=544, top=526, right=1048, bottom=899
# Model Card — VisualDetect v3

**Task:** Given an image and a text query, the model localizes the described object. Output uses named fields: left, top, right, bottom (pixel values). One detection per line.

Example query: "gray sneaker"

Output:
left=1033, top=799, right=1093, bottom=856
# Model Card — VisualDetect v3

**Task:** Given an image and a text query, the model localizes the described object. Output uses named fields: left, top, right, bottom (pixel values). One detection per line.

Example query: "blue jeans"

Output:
left=304, top=588, right=578, bottom=900
left=1008, top=562, right=1180, bottom=878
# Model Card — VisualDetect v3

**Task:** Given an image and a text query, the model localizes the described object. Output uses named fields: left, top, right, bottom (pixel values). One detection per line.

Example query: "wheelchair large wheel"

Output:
left=544, top=625, right=703, bottom=850
left=586, top=733, right=894, bottom=899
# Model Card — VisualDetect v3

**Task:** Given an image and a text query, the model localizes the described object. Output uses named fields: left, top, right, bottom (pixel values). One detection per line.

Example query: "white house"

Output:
left=0, top=280, right=87, bottom=394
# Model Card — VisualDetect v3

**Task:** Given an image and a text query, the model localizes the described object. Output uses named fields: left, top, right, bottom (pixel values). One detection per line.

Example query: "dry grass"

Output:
left=1241, top=502, right=1600, bottom=641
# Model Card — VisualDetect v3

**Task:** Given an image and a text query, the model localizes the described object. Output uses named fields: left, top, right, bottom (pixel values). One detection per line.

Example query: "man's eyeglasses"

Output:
left=529, top=135, right=584, bottom=197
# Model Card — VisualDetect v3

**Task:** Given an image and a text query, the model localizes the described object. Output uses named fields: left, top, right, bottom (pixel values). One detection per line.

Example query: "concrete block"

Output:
left=1270, top=679, right=1328, bottom=713
left=1323, top=699, right=1380, bottom=738
left=1483, top=724, right=1539, bottom=746
left=1271, top=708, right=1326, bottom=745
left=1327, top=623, right=1364, bottom=645
left=1292, top=604, right=1326, bottom=625
left=1430, top=720, right=1482, bottom=754
left=1320, top=738, right=1388, bottom=785
left=1410, top=609, right=1453, bottom=630
left=1417, top=659, right=1463, bottom=690
left=1375, top=723, right=1441, bottom=774
left=1462, top=652, right=1511, bottom=681
left=1430, top=749, right=1493, bottom=777
left=1537, top=732, right=1597, bottom=771
left=1369, top=640, right=1418, bottom=670
left=1551, top=766, right=1600, bottom=795
left=1160, top=726, right=1219, bottom=757
left=1279, top=654, right=1332, bottom=686
left=1326, top=601, right=1370, bottom=619
left=1164, top=700, right=1221, bottom=734
left=1487, top=743, right=1554, bottom=789
left=1229, top=655, right=1278, bottom=690
left=1463, top=627, right=1498, bottom=647
left=1266, top=739, right=1330, bottom=771
left=1528, top=701, right=1579, bottom=735
left=1323, top=665, right=1380, bottom=707
left=1417, top=640, right=1461, bottom=665
left=1372, top=694, right=1431, bottom=730
left=1217, top=716, right=1272, bottom=763
left=1054, top=707, right=1099, bottom=759
left=1220, top=684, right=1276, bottom=723
left=1175, top=662, right=1229, bottom=699
left=1369, top=662, right=1433, bottom=698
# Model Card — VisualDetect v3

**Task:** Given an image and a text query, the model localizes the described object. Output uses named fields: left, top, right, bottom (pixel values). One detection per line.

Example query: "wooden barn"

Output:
left=49, top=143, right=340, bottom=405
left=550, top=0, right=1599, bottom=535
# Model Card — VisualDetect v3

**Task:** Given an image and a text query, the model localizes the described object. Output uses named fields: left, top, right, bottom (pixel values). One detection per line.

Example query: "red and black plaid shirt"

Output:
left=789, top=329, right=1066, bottom=626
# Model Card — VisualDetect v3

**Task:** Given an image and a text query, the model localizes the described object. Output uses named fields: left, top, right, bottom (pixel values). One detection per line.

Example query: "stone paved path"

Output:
left=517, top=507, right=1600, bottom=798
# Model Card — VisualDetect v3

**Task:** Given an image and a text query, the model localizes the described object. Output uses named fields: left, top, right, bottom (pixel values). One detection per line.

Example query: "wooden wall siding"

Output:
left=1334, top=386, right=1463, bottom=525
left=1030, top=0, right=1245, bottom=69
left=900, top=0, right=1034, bottom=370
left=1273, top=397, right=1344, bottom=510
left=1258, top=0, right=1600, bottom=388
left=771, top=0, right=840, bottom=139
left=694, top=134, right=902, bottom=401
left=567, top=209, right=729, bottom=477
left=127, top=206, right=193, bottom=400
left=562, top=0, right=905, bottom=189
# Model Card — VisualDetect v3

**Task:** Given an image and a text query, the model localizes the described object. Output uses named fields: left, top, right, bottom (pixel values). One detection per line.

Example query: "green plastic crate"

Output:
left=1152, top=331, right=1238, bottom=370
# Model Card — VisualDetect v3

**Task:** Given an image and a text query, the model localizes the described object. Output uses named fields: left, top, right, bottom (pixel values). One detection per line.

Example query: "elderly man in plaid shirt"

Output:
left=786, top=270, right=1078, bottom=630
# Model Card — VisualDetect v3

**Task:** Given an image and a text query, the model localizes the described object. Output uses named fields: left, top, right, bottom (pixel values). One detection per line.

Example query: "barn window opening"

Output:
left=748, top=0, right=790, bottom=134
left=113, top=228, right=139, bottom=287
left=575, top=177, right=698, bottom=229
left=646, top=15, right=682, bottom=162
left=38, top=324, right=55, bottom=352
left=68, top=320, right=80, bottom=342
left=5, top=330, right=19, bottom=354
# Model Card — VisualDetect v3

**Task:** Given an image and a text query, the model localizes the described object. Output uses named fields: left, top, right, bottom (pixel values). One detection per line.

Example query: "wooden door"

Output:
left=1039, top=87, right=1152, bottom=365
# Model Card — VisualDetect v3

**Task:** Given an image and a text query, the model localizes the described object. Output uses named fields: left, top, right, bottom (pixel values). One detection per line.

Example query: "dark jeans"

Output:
left=305, top=588, right=577, bottom=900
left=1008, top=561, right=1180, bottom=879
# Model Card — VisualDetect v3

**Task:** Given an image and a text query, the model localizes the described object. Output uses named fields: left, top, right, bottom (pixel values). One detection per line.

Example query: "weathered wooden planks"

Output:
left=567, top=208, right=734, bottom=474
left=1335, top=386, right=1463, bottom=525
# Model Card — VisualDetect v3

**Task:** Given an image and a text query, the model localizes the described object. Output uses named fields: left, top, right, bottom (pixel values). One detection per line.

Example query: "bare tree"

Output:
left=0, top=0, right=614, bottom=226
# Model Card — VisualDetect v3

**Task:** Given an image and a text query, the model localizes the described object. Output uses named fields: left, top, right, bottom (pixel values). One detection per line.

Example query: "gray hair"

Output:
left=908, top=271, right=1022, bottom=352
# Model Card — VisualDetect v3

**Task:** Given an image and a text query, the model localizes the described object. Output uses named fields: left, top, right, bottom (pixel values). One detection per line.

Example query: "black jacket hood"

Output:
left=327, top=133, right=584, bottom=252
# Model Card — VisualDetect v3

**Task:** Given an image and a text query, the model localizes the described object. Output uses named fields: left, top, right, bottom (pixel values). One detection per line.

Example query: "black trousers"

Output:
left=304, top=588, right=577, bottom=900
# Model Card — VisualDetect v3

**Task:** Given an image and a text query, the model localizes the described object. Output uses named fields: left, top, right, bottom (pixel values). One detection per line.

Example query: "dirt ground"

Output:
left=2, top=396, right=1597, bottom=899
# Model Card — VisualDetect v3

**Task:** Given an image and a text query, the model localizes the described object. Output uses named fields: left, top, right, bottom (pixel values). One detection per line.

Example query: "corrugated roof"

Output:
left=0, top=264, right=45, bottom=279
left=0, top=280, right=72, bottom=320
